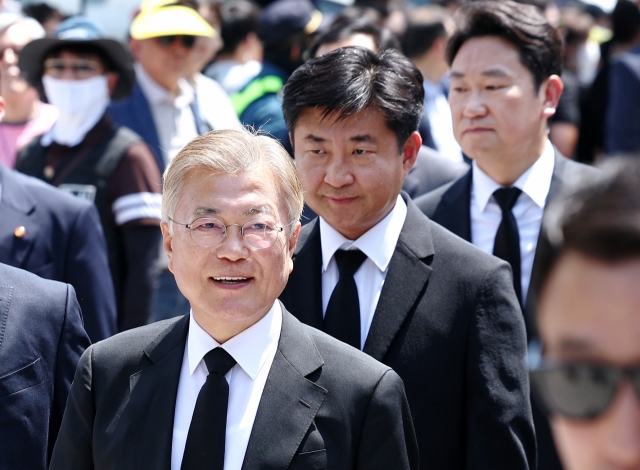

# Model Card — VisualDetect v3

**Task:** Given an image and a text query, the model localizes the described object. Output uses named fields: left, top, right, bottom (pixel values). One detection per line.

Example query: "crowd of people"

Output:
left=1, top=0, right=640, bottom=469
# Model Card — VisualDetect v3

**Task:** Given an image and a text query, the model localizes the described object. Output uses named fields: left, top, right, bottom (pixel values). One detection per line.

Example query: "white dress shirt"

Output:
left=171, top=302, right=282, bottom=470
left=423, top=78, right=463, bottom=163
left=135, top=63, right=199, bottom=164
left=320, top=195, right=407, bottom=350
left=470, top=140, right=555, bottom=305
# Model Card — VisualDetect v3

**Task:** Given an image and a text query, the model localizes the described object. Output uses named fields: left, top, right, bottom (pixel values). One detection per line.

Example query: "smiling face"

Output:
left=292, top=107, right=420, bottom=240
left=448, top=36, right=560, bottom=184
left=538, top=252, right=640, bottom=470
left=161, top=164, right=299, bottom=342
left=0, top=23, right=38, bottom=97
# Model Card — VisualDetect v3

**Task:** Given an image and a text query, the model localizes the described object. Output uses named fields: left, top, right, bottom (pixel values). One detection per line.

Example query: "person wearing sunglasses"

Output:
left=529, top=157, right=640, bottom=470
left=15, top=16, right=164, bottom=335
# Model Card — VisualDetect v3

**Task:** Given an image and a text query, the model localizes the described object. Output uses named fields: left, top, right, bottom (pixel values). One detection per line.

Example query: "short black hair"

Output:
left=283, top=46, right=424, bottom=151
left=218, top=0, right=260, bottom=56
left=533, top=158, right=640, bottom=305
left=447, top=0, right=562, bottom=91
left=402, top=5, right=450, bottom=59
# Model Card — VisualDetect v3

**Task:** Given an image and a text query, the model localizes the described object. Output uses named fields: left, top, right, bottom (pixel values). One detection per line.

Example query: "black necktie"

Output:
left=181, top=347, right=237, bottom=470
left=324, top=249, right=368, bottom=349
left=492, top=187, right=523, bottom=305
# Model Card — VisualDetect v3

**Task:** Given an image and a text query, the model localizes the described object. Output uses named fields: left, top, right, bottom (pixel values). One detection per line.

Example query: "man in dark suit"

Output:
left=280, top=46, right=535, bottom=469
left=413, top=3, right=598, bottom=468
left=0, top=262, right=90, bottom=470
left=403, top=145, right=468, bottom=199
left=0, top=96, right=116, bottom=342
left=50, top=129, right=418, bottom=470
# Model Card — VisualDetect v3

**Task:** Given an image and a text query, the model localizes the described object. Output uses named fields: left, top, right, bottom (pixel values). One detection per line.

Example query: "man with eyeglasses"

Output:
left=15, top=16, right=163, bottom=333
left=528, top=158, right=640, bottom=470
left=50, top=129, right=419, bottom=470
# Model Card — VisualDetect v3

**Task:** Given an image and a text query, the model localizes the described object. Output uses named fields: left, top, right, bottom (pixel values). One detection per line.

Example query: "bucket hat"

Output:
left=18, top=16, right=135, bottom=100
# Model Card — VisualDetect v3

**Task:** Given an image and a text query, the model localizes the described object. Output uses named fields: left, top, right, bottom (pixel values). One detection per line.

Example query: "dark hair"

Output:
left=533, top=158, right=640, bottom=306
left=283, top=46, right=424, bottom=150
left=218, top=0, right=260, bottom=56
left=402, top=5, right=450, bottom=59
left=612, top=0, right=640, bottom=44
left=447, top=0, right=562, bottom=91
left=22, top=3, right=63, bottom=25
left=307, top=9, right=399, bottom=59
left=46, top=44, right=115, bottom=72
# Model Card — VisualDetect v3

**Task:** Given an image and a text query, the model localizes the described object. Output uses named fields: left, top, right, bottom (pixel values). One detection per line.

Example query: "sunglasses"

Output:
left=157, top=35, right=196, bottom=49
left=529, top=342, right=640, bottom=420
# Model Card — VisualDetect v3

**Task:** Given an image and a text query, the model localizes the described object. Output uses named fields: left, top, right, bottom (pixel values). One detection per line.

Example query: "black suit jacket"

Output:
left=50, top=306, right=418, bottom=470
left=0, top=166, right=117, bottom=341
left=402, top=146, right=469, bottom=199
left=414, top=151, right=599, bottom=322
left=0, top=263, right=90, bottom=470
left=280, top=197, right=535, bottom=470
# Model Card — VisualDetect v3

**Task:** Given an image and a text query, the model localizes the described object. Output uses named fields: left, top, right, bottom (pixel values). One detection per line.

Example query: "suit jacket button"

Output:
left=14, top=226, right=26, bottom=238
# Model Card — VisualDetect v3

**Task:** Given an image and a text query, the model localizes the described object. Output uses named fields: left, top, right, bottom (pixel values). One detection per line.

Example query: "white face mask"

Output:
left=42, top=75, right=111, bottom=147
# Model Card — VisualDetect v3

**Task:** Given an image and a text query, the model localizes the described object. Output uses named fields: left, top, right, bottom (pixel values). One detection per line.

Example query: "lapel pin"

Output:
left=44, top=165, right=55, bottom=180
left=14, top=226, right=26, bottom=238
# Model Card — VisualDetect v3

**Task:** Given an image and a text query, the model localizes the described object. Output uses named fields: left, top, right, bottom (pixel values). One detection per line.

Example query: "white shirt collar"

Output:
left=134, top=62, right=195, bottom=108
left=187, top=301, right=282, bottom=380
left=319, top=194, right=407, bottom=274
left=472, top=139, right=555, bottom=213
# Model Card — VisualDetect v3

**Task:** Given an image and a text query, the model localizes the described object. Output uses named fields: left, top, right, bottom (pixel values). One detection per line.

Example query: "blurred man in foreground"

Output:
left=530, top=158, right=640, bottom=470
left=50, top=129, right=418, bottom=470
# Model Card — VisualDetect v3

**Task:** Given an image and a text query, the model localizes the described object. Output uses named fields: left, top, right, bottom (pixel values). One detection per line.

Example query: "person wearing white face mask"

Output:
left=15, top=16, right=164, bottom=334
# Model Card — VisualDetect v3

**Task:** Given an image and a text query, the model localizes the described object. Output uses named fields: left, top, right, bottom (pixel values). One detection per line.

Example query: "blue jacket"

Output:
left=0, top=166, right=117, bottom=341
left=0, top=262, right=89, bottom=469
left=606, top=43, right=640, bottom=154
left=108, top=83, right=164, bottom=172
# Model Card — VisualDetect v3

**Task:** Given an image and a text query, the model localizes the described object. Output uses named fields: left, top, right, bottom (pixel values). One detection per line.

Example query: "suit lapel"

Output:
left=364, top=199, right=434, bottom=361
left=242, top=307, right=327, bottom=469
left=127, top=316, right=189, bottom=470
left=284, top=220, right=324, bottom=330
left=432, top=169, right=473, bottom=242
left=0, top=168, right=39, bottom=268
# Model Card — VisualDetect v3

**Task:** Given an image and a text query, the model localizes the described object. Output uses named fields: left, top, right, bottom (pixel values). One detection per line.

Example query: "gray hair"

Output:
left=162, top=129, right=304, bottom=232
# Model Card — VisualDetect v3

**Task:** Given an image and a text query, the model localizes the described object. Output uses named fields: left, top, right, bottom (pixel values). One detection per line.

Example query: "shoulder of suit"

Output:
left=413, top=177, right=458, bottom=217
left=91, top=316, right=184, bottom=353
left=302, top=323, right=393, bottom=377
left=9, top=169, right=94, bottom=212
left=0, top=263, right=70, bottom=312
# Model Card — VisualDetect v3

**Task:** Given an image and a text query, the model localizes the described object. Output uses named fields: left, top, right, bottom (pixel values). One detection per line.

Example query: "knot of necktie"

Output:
left=334, top=249, right=368, bottom=278
left=493, top=187, right=522, bottom=212
left=203, top=347, right=237, bottom=376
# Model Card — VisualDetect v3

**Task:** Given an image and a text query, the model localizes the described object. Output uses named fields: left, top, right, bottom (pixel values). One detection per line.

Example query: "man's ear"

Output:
left=289, top=132, right=295, bottom=152
left=288, top=221, right=301, bottom=257
left=160, top=221, right=174, bottom=271
left=401, top=131, right=422, bottom=176
left=106, top=72, right=119, bottom=96
left=541, top=74, right=564, bottom=120
left=129, top=38, right=141, bottom=61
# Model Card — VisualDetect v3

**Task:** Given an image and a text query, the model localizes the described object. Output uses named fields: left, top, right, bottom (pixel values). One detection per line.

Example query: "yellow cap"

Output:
left=130, top=5, right=214, bottom=40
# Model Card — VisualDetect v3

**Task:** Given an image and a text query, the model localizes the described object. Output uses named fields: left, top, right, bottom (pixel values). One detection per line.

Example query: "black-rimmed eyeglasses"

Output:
left=169, top=217, right=293, bottom=250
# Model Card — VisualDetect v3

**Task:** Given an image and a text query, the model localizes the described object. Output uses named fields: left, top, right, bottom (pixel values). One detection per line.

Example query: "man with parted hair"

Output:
left=414, top=3, right=598, bottom=467
left=50, top=128, right=419, bottom=470
left=280, top=45, right=535, bottom=470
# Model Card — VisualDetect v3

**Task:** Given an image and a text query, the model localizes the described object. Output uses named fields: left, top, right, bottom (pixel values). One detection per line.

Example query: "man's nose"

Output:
left=216, top=225, right=249, bottom=261
left=462, top=90, right=489, bottom=119
left=601, top=380, right=640, bottom=468
left=323, top=153, right=355, bottom=188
